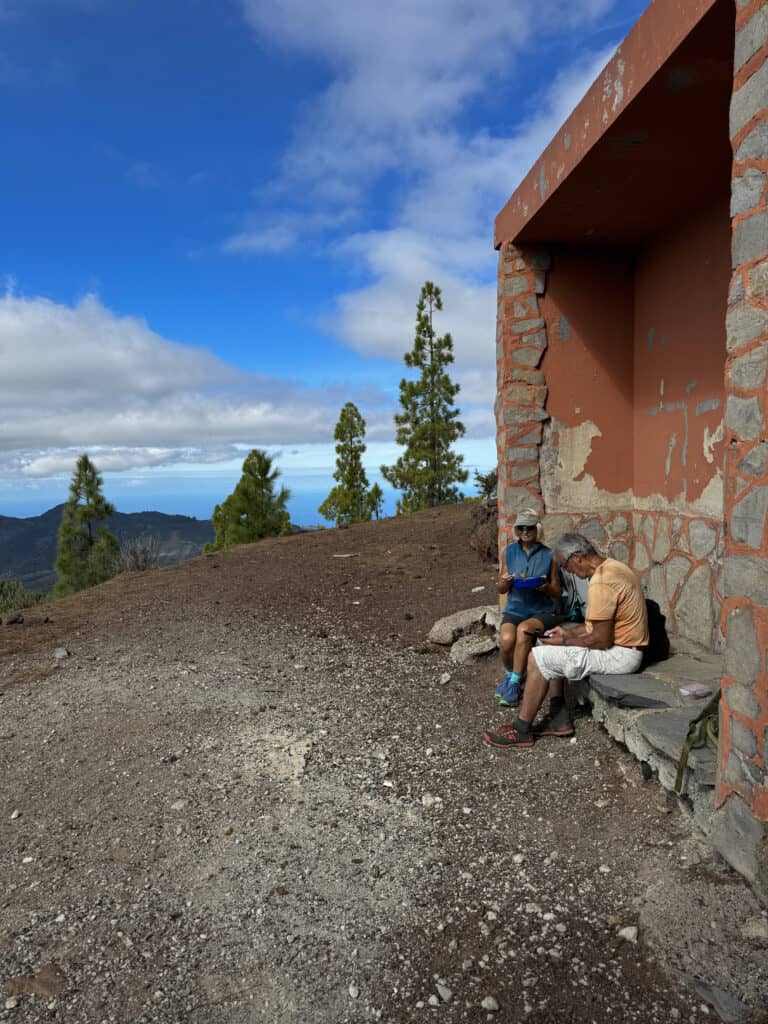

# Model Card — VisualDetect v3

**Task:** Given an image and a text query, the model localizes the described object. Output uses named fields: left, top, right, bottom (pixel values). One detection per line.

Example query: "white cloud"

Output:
left=233, top=0, right=617, bottom=432
left=0, top=291, right=403, bottom=478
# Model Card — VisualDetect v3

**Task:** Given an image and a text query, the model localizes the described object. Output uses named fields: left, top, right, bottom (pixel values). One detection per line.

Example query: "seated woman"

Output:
left=495, top=509, right=562, bottom=707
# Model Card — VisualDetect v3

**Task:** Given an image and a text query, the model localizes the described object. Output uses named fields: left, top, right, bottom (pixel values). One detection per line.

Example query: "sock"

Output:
left=513, top=716, right=531, bottom=734
left=505, top=670, right=522, bottom=684
left=549, top=695, right=565, bottom=718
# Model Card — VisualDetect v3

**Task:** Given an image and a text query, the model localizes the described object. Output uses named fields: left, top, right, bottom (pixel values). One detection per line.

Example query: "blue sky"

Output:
left=0, top=0, right=647, bottom=524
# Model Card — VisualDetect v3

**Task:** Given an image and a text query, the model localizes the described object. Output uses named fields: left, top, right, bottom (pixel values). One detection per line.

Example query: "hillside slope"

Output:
left=0, top=505, right=213, bottom=592
left=0, top=504, right=762, bottom=1024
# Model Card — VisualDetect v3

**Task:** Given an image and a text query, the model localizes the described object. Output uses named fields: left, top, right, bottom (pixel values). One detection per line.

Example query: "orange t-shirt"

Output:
left=587, top=558, right=649, bottom=648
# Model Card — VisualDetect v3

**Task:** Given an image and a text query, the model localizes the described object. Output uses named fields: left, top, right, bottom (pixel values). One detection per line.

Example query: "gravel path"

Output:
left=1, top=507, right=766, bottom=1023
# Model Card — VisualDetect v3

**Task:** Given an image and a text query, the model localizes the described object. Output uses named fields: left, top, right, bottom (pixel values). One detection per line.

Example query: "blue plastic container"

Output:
left=513, top=575, right=547, bottom=590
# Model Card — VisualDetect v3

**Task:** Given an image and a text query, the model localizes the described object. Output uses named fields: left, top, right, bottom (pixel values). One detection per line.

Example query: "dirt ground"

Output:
left=1, top=503, right=766, bottom=1024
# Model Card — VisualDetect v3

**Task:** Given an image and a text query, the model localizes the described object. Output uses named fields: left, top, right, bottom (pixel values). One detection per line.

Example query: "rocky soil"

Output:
left=1, top=504, right=766, bottom=1024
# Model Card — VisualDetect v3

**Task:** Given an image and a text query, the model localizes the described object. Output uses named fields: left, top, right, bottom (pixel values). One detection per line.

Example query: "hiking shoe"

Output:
left=482, top=727, right=535, bottom=749
left=499, top=684, right=524, bottom=708
left=532, top=709, right=574, bottom=737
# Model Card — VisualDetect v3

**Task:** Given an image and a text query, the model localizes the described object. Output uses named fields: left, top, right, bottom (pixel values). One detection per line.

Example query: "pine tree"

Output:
left=54, top=454, right=118, bottom=596
left=381, top=281, right=467, bottom=512
left=318, top=402, right=381, bottom=526
left=205, top=449, right=291, bottom=552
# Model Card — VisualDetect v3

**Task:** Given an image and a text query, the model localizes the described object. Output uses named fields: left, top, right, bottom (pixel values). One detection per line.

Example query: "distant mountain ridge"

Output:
left=0, top=505, right=214, bottom=593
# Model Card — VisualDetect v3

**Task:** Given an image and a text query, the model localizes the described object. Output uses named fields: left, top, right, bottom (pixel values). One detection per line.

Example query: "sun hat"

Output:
left=514, top=510, right=539, bottom=528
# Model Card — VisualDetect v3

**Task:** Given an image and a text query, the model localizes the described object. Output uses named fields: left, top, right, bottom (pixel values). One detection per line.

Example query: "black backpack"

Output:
left=641, top=598, right=670, bottom=668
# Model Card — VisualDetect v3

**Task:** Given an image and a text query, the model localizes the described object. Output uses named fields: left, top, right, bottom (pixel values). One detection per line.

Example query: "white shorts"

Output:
left=531, top=644, right=643, bottom=682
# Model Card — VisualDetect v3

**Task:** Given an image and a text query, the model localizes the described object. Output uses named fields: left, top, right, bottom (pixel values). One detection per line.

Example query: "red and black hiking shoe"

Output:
left=482, top=726, right=535, bottom=749
left=531, top=709, right=574, bottom=737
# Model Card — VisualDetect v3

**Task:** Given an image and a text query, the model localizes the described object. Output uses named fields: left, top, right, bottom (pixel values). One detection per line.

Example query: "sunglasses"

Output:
left=516, top=524, right=536, bottom=532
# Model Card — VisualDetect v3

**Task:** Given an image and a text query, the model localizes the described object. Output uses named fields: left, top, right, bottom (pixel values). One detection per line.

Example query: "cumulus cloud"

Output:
left=0, top=291, right=395, bottom=477
left=234, top=0, right=618, bottom=424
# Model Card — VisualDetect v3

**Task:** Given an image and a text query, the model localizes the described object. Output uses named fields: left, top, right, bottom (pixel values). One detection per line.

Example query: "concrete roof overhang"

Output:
left=494, top=0, right=735, bottom=249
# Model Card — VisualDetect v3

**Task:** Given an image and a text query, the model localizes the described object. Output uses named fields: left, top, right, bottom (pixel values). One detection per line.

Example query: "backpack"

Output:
left=640, top=598, right=670, bottom=668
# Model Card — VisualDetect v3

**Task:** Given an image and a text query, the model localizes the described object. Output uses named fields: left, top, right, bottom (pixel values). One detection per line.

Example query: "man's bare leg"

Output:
left=517, top=652, right=552, bottom=726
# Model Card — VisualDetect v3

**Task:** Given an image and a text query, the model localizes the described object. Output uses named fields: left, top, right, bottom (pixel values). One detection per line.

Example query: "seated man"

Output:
left=483, top=532, right=649, bottom=749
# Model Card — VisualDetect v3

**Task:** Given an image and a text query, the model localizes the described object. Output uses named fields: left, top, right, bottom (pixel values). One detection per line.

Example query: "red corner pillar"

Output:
left=712, top=0, right=768, bottom=900
left=494, top=244, right=551, bottom=557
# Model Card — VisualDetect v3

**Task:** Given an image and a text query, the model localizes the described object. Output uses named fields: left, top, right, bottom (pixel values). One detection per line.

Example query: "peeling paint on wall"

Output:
left=703, top=421, right=724, bottom=464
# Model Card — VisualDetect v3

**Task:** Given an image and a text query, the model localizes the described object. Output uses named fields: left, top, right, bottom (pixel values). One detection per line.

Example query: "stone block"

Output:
left=731, top=486, right=768, bottom=549
left=688, top=520, right=716, bottom=559
left=730, top=59, right=768, bottom=140
left=725, top=681, right=761, bottom=723
left=502, top=406, right=549, bottom=426
left=501, top=486, right=541, bottom=514
left=612, top=514, right=628, bottom=534
left=726, top=395, right=764, bottom=440
left=511, top=317, right=544, bottom=333
left=729, top=274, right=745, bottom=303
left=511, top=347, right=544, bottom=368
left=642, top=515, right=655, bottom=548
left=636, top=705, right=709, bottom=758
left=675, top=564, right=714, bottom=647
left=723, top=555, right=768, bottom=605
left=736, top=122, right=768, bottom=162
left=748, top=259, right=768, bottom=299
left=732, top=718, right=760, bottom=760
left=505, top=383, right=537, bottom=405
left=509, top=463, right=538, bottom=482
left=580, top=518, right=607, bottom=544
left=512, top=425, right=544, bottom=445
left=725, top=608, right=762, bottom=685
left=665, top=554, right=691, bottom=597
left=732, top=211, right=768, bottom=269
left=524, top=329, right=548, bottom=349
left=589, top=672, right=677, bottom=709
left=729, top=345, right=768, bottom=390
left=737, top=441, right=767, bottom=477
left=710, top=793, right=768, bottom=893
left=505, top=445, right=538, bottom=463
left=509, top=368, right=545, bottom=385
left=503, top=276, right=528, bottom=296
left=726, top=302, right=768, bottom=351
left=731, top=168, right=767, bottom=217
left=647, top=564, right=670, bottom=618
left=633, top=543, right=650, bottom=571
left=609, top=541, right=630, bottom=564
left=724, top=750, right=754, bottom=794
left=652, top=520, right=671, bottom=563
left=735, top=7, right=768, bottom=71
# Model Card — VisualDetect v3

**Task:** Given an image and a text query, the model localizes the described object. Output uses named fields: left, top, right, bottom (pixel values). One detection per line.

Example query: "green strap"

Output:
left=674, top=690, right=721, bottom=794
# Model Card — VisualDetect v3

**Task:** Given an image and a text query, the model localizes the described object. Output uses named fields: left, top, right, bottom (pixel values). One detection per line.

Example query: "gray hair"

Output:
left=554, top=532, right=597, bottom=563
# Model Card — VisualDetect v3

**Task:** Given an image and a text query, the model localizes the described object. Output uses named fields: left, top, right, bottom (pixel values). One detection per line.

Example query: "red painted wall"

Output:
left=634, top=200, right=730, bottom=503
left=540, top=248, right=635, bottom=496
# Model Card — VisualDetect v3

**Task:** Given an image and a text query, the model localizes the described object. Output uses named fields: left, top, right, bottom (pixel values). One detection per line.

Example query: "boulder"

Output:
left=450, top=634, right=498, bottom=665
left=428, top=606, right=499, bottom=645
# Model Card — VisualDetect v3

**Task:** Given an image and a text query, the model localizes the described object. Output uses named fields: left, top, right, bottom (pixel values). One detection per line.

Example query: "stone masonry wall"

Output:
left=495, top=245, right=724, bottom=650
left=494, top=243, right=550, bottom=539
left=711, top=0, right=768, bottom=898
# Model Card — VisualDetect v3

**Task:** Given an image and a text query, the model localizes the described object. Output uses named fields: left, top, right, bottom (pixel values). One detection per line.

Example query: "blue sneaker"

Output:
left=498, top=680, right=521, bottom=707
left=495, top=674, right=521, bottom=706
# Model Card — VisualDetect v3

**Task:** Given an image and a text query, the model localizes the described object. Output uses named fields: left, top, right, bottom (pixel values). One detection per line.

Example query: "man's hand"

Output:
left=541, top=626, right=566, bottom=645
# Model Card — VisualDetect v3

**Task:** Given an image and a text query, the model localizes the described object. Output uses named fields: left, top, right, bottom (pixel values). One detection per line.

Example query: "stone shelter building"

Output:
left=493, top=0, right=767, bottom=898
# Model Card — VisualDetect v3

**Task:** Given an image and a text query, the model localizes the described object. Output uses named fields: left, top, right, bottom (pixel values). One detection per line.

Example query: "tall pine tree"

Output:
left=206, top=448, right=291, bottom=552
left=319, top=402, right=381, bottom=526
left=382, top=281, right=467, bottom=512
left=54, top=454, right=118, bottom=596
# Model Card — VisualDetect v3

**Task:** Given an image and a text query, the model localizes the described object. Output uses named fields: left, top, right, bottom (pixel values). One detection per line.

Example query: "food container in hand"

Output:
left=512, top=575, right=547, bottom=589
